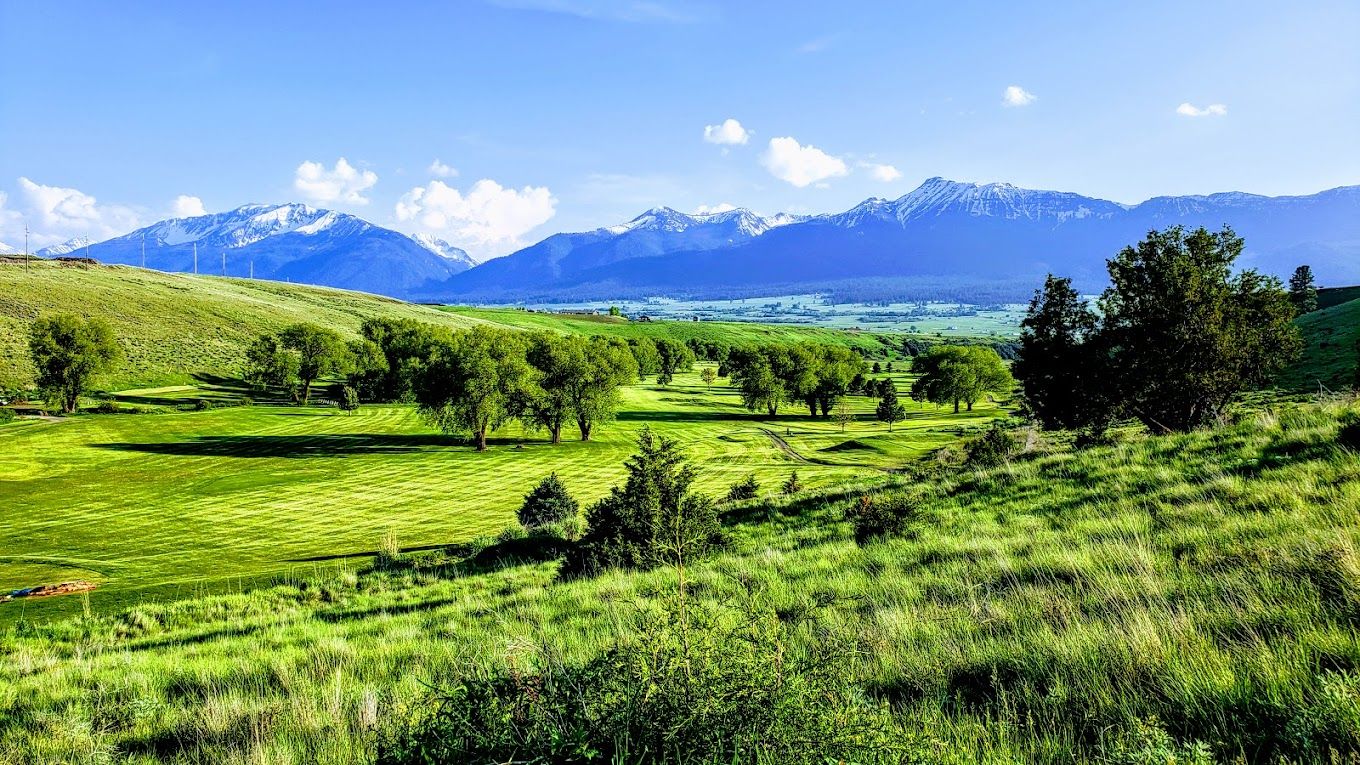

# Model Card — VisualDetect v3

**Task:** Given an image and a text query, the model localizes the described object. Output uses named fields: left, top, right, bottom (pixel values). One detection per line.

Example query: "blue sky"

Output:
left=1, top=0, right=1356, bottom=258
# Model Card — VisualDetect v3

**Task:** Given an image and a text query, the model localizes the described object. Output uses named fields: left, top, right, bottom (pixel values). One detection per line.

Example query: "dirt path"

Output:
left=759, top=428, right=815, bottom=464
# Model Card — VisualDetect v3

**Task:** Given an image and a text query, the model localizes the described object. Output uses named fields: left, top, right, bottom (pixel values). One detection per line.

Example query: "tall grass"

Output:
left=2, top=401, right=1359, bottom=762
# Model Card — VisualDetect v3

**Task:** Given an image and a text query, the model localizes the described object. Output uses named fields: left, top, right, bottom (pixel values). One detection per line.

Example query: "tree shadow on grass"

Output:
left=92, top=433, right=458, bottom=458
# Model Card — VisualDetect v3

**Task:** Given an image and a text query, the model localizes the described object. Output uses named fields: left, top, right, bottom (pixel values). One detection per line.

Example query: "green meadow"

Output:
left=0, top=365, right=1000, bottom=623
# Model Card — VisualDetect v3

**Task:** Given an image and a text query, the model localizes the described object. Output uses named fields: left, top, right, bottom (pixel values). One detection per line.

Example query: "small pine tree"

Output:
left=726, top=473, right=760, bottom=502
left=781, top=471, right=803, bottom=495
left=518, top=473, right=579, bottom=530
left=871, top=361, right=882, bottom=374
left=885, top=361, right=894, bottom=372
left=1288, top=265, right=1319, bottom=315
left=876, top=383, right=906, bottom=431
left=337, top=384, right=360, bottom=412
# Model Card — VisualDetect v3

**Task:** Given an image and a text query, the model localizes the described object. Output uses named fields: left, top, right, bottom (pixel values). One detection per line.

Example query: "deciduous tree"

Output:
left=28, top=314, right=120, bottom=413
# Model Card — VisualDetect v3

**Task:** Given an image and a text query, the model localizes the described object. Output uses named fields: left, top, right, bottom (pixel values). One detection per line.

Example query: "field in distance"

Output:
left=0, top=365, right=1001, bottom=622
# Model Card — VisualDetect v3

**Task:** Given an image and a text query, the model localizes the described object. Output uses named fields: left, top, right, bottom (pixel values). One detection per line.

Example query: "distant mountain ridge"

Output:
left=426, top=178, right=1360, bottom=302
left=65, top=204, right=474, bottom=298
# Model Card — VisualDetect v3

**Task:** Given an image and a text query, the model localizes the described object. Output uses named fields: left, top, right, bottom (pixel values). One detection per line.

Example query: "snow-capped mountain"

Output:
left=67, top=204, right=474, bottom=298
left=0, top=242, right=17, bottom=255
left=411, top=233, right=477, bottom=268
left=427, top=178, right=1360, bottom=302
left=36, top=236, right=96, bottom=257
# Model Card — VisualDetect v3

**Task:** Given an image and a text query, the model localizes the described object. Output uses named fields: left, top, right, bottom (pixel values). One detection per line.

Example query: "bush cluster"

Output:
left=517, top=473, right=579, bottom=530
left=725, top=473, right=760, bottom=502
left=846, top=493, right=919, bottom=545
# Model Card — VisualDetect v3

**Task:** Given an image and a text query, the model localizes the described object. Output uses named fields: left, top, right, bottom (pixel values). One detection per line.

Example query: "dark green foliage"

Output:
left=278, top=323, right=350, bottom=405
left=846, top=493, right=919, bottom=545
left=1013, top=275, right=1110, bottom=431
left=654, top=338, right=695, bottom=386
left=27, top=313, right=121, bottom=413
left=1340, top=412, right=1360, bottom=451
left=725, top=473, right=759, bottom=502
left=337, top=384, right=360, bottom=412
left=1290, top=265, right=1320, bottom=315
left=242, top=333, right=298, bottom=394
left=95, top=398, right=119, bottom=414
left=871, top=361, right=881, bottom=374
left=345, top=339, right=387, bottom=401
left=875, top=383, right=906, bottom=430
left=192, top=398, right=212, bottom=411
left=781, top=471, right=803, bottom=495
left=518, top=473, right=579, bottom=530
left=966, top=423, right=1017, bottom=466
left=627, top=337, right=662, bottom=378
left=726, top=342, right=866, bottom=418
left=415, top=326, right=533, bottom=451
left=377, top=591, right=900, bottom=765
left=0, top=407, right=14, bottom=424
left=1098, top=226, right=1301, bottom=432
left=356, top=318, right=452, bottom=402
left=910, top=345, right=1012, bottom=413
left=566, top=428, right=721, bottom=575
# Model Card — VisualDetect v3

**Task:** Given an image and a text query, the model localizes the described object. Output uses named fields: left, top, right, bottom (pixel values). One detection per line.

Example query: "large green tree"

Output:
left=654, top=338, right=695, bottom=386
left=278, top=323, right=350, bottom=404
left=1099, top=226, right=1300, bottom=432
left=28, top=314, right=121, bottom=413
left=243, top=333, right=298, bottom=393
left=415, top=326, right=533, bottom=450
left=571, top=337, right=639, bottom=441
left=1013, top=275, right=1107, bottom=430
left=357, top=318, right=451, bottom=402
left=910, top=346, right=1012, bottom=413
left=728, top=346, right=785, bottom=416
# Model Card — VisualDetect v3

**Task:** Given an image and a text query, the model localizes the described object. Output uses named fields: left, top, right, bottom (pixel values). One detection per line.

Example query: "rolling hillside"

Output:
left=1286, top=296, right=1360, bottom=392
left=0, top=259, right=485, bottom=391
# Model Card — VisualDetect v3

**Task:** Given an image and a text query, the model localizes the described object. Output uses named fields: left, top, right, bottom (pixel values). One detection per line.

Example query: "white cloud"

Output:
left=394, top=178, right=557, bottom=258
left=16, top=177, right=140, bottom=244
left=760, top=137, right=848, bottom=188
left=427, top=159, right=458, bottom=178
left=693, top=202, right=737, bottom=215
left=1176, top=102, right=1227, bottom=118
left=1002, top=85, right=1036, bottom=107
left=703, top=118, right=752, bottom=146
left=293, top=157, right=378, bottom=205
left=863, top=163, right=903, bottom=182
left=172, top=195, right=207, bottom=218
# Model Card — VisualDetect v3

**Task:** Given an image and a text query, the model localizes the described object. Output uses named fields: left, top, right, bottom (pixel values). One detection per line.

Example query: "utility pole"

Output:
left=221, top=251, right=226, bottom=276
left=193, top=242, right=198, bottom=275
left=141, top=232, right=146, bottom=269
left=249, top=255, right=254, bottom=280
left=23, top=223, right=29, bottom=273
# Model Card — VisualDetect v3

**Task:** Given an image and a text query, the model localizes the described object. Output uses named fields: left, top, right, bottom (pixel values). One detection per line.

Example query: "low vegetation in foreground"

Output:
left=2, top=401, right=1358, bottom=762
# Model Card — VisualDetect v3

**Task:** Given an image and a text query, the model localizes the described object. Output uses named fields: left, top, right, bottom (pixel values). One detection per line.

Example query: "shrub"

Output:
left=846, top=493, right=919, bottom=545
left=0, top=407, right=14, bottom=424
left=781, top=470, right=803, bottom=495
left=966, top=423, right=1017, bottom=467
left=1101, top=717, right=1212, bottom=765
left=517, top=473, right=579, bottom=530
left=95, top=398, right=120, bottom=414
left=374, top=531, right=402, bottom=570
left=192, top=398, right=212, bottom=411
left=566, top=428, right=721, bottom=576
left=377, top=589, right=902, bottom=765
left=337, top=384, right=360, bottom=412
left=726, top=473, right=760, bottom=502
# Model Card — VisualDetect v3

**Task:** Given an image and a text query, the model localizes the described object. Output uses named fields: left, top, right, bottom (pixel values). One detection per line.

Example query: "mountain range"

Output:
left=57, top=204, right=475, bottom=297
left=33, top=179, right=1360, bottom=302
left=425, top=178, right=1360, bottom=302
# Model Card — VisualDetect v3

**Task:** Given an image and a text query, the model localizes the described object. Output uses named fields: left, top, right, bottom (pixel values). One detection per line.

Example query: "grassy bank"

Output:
left=2, top=401, right=1357, bottom=762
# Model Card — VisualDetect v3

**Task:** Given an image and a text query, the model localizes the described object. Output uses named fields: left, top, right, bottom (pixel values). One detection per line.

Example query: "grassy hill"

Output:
left=2, top=401, right=1357, bottom=761
left=0, top=259, right=486, bottom=391
left=1285, top=297, right=1360, bottom=392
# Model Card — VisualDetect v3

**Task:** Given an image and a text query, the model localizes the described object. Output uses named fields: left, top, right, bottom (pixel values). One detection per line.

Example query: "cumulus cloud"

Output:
left=17, top=177, right=140, bottom=243
left=862, top=163, right=903, bottom=182
left=693, top=202, right=737, bottom=215
left=1002, top=85, right=1036, bottom=107
left=760, top=137, right=848, bottom=188
left=395, top=178, right=557, bottom=258
left=427, top=159, right=458, bottom=178
left=172, top=195, right=207, bottom=218
left=703, top=118, right=752, bottom=146
left=293, top=157, right=378, bottom=205
left=1176, top=102, right=1227, bottom=118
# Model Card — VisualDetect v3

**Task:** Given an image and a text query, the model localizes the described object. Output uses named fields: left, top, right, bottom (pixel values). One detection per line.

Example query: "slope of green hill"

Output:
left=1285, top=297, right=1360, bottom=392
left=1318, top=285, right=1360, bottom=311
left=0, top=259, right=486, bottom=391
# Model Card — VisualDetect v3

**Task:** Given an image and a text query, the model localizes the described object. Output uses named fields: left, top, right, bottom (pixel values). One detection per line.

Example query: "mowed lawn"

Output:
left=0, top=367, right=1002, bottom=621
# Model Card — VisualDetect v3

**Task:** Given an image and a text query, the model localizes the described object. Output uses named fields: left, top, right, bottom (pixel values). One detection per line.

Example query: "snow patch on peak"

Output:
left=0, top=241, right=17, bottom=255
left=38, top=237, right=96, bottom=256
left=412, top=233, right=476, bottom=266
